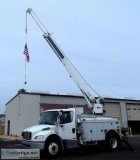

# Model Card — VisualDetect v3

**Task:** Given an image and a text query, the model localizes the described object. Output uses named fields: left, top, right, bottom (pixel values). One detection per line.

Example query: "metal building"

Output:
left=5, top=92, right=140, bottom=136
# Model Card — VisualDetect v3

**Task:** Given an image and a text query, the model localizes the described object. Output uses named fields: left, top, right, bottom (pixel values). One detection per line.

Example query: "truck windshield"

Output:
left=40, top=111, right=59, bottom=125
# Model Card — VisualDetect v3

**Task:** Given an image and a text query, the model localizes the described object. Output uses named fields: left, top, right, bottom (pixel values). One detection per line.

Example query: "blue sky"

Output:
left=0, top=0, right=140, bottom=113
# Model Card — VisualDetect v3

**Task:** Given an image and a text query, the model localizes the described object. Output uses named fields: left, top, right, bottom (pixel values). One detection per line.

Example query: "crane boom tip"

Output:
left=26, top=8, right=32, bottom=14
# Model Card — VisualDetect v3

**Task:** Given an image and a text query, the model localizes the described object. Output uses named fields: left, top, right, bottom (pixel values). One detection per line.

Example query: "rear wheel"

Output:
left=106, top=132, right=121, bottom=150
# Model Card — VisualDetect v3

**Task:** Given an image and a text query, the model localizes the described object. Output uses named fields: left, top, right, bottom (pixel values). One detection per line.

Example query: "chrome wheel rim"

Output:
left=110, top=138, right=117, bottom=148
left=48, top=142, right=59, bottom=155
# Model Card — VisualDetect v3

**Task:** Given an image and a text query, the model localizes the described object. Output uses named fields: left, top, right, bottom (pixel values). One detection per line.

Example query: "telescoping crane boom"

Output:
left=26, top=8, right=104, bottom=114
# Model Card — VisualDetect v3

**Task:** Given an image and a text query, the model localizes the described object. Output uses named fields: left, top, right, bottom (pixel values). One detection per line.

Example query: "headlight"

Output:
left=34, top=135, right=44, bottom=139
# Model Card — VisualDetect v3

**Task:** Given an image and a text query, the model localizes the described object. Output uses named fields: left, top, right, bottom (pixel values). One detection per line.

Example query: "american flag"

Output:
left=23, top=43, right=30, bottom=62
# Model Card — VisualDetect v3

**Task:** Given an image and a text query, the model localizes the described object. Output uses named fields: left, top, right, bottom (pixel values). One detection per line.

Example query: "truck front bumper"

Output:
left=22, top=140, right=45, bottom=150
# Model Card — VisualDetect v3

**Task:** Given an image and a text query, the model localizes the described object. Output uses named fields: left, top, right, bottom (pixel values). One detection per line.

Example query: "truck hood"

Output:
left=23, top=124, right=55, bottom=133
left=22, top=124, right=56, bottom=140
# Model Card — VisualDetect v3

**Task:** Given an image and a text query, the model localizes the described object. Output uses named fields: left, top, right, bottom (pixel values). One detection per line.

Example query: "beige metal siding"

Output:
left=5, top=94, right=40, bottom=136
left=126, top=104, right=140, bottom=121
left=104, top=102, right=120, bottom=118
left=40, top=95, right=86, bottom=105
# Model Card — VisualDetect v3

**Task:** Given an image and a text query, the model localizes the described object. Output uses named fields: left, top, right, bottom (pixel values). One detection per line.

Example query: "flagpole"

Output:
left=24, top=58, right=27, bottom=84
left=24, top=11, right=28, bottom=85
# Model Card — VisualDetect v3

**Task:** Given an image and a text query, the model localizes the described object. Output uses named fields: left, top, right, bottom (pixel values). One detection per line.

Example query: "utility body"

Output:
left=22, top=8, right=124, bottom=157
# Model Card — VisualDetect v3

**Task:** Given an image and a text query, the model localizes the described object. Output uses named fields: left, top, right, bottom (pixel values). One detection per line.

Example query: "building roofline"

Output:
left=104, top=97, right=140, bottom=103
left=5, top=91, right=140, bottom=106
left=5, top=91, right=84, bottom=105
left=6, top=93, right=19, bottom=105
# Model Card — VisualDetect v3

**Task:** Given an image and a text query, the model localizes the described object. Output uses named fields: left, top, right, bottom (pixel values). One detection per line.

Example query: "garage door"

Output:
left=104, top=102, right=120, bottom=118
left=126, top=104, right=140, bottom=121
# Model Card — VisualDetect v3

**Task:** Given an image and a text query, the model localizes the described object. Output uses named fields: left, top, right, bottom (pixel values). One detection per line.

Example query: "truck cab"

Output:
left=22, top=108, right=83, bottom=156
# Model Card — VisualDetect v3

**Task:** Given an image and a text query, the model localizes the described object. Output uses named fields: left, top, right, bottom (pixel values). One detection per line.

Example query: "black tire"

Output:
left=44, top=138, right=62, bottom=158
left=106, top=132, right=121, bottom=151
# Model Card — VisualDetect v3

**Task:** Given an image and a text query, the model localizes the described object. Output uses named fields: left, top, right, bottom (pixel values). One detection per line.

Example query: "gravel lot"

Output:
left=0, top=136, right=140, bottom=159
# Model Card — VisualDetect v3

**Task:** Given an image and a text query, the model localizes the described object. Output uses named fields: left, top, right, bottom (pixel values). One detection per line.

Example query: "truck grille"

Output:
left=22, top=131, right=32, bottom=140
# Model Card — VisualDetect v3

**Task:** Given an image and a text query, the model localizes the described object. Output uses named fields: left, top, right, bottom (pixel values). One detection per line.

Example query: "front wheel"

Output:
left=106, top=133, right=121, bottom=150
left=44, top=139, right=62, bottom=158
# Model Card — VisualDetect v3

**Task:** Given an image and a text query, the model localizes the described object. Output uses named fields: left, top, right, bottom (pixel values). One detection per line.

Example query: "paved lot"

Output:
left=0, top=136, right=140, bottom=159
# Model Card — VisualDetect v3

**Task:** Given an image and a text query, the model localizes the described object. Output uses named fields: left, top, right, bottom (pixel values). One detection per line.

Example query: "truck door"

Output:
left=57, top=111, right=76, bottom=140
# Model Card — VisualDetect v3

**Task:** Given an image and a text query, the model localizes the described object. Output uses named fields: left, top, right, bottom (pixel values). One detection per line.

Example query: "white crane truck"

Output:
left=22, top=8, right=124, bottom=157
